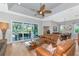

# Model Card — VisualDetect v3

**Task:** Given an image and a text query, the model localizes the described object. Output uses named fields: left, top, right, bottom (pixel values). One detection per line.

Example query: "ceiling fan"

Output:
left=37, top=4, right=52, bottom=17
left=30, top=4, right=52, bottom=17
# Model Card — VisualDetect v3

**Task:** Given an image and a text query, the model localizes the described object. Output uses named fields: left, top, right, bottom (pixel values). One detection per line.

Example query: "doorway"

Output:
left=43, top=26, right=50, bottom=35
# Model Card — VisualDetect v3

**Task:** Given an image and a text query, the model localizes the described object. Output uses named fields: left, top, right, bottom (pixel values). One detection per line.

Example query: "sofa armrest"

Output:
left=35, top=47, right=53, bottom=56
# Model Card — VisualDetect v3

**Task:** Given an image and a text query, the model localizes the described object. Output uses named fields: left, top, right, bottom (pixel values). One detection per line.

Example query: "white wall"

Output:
left=43, top=5, right=79, bottom=22
left=0, top=11, right=43, bottom=43
left=42, top=21, right=52, bottom=33
left=42, top=21, right=59, bottom=34
left=0, top=3, right=8, bottom=11
left=42, top=20, right=78, bottom=39
left=0, top=3, right=43, bottom=43
left=59, top=20, right=79, bottom=39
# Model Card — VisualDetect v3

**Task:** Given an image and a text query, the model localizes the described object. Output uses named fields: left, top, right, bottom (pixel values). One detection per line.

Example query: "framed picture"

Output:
left=53, top=26, right=57, bottom=32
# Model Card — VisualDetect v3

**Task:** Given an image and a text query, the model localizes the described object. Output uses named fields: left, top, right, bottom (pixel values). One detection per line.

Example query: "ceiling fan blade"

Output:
left=41, top=12, right=45, bottom=16
left=40, top=4, right=45, bottom=11
left=30, top=8, right=37, bottom=11
left=45, top=10, right=52, bottom=13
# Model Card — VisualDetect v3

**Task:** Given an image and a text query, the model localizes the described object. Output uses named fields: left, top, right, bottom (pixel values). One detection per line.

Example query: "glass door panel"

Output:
left=12, top=33, right=18, bottom=41
left=33, top=24, right=38, bottom=38
left=28, top=24, right=32, bottom=39
left=12, top=22, right=23, bottom=41
left=23, top=23, right=29, bottom=39
left=23, top=23, right=32, bottom=41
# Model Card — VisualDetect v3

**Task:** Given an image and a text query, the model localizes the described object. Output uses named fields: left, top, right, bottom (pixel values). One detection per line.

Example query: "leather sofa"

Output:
left=60, top=33, right=71, bottom=41
left=35, top=39, right=76, bottom=56
left=39, top=34, right=59, bottom=45
left=0, top=39, right=7, bottom=56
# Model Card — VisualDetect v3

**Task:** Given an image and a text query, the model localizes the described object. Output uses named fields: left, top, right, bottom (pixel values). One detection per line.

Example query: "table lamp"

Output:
left=0, top=22, right=9, bottom=39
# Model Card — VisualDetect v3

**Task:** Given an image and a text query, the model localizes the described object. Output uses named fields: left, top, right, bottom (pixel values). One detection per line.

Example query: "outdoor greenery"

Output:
left=12, top=22, right=38, bottom=41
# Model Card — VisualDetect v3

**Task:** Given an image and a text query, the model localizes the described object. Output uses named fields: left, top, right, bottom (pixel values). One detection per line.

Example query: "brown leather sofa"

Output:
left=36, top=47, right=53, bottom=56
left=35, top=39, right=76, bottom=56
left=0, top=39, right=7, bottom=56
left=39, top=34, right=59, bottom=44
left=60, top=33, right=71, bottom=41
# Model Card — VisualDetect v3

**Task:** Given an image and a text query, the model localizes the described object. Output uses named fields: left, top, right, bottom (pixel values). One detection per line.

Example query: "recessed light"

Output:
left=18, top=3, right=21, bottom=5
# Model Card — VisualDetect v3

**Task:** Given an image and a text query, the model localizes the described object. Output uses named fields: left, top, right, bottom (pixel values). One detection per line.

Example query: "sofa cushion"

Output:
left=36, top=47, right=53, bottom=56
left=53, top=39, right=74, bottom=56
left=46, top=44, right=56, bottom=54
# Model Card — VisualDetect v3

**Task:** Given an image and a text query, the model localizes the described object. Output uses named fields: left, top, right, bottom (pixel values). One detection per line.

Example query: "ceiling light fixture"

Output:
left=18, top=3, right=21, bottom=5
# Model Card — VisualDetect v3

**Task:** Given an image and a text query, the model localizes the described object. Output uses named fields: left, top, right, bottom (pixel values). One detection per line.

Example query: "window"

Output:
left=12, top=22, right=23, bottom=33
left=74, top=24, right=79, bottom=33
left=12, top=22, right=38, bottom=41
left=60, top=25, right=64, bottom=32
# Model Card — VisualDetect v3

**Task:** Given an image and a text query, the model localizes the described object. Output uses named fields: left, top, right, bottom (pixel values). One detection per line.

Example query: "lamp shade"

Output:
left=0, top=22, right=9, bottom=31
left=0, top=22, right=9, bottom=39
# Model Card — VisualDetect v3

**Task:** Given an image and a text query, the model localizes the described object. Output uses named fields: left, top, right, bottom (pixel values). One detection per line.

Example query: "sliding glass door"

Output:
left=12, top=22, right=38, bottom=42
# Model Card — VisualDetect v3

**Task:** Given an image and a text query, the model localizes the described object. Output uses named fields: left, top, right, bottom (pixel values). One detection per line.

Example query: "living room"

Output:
left=0, top=3, right=79, bottom=56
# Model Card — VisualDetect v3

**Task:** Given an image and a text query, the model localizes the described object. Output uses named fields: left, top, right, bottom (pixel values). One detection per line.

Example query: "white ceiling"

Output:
left=43, top=4, right=79, bottom=22
left=7, top=3, right=79, bottom=22
left=8, top=3, right=62, bottom=18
